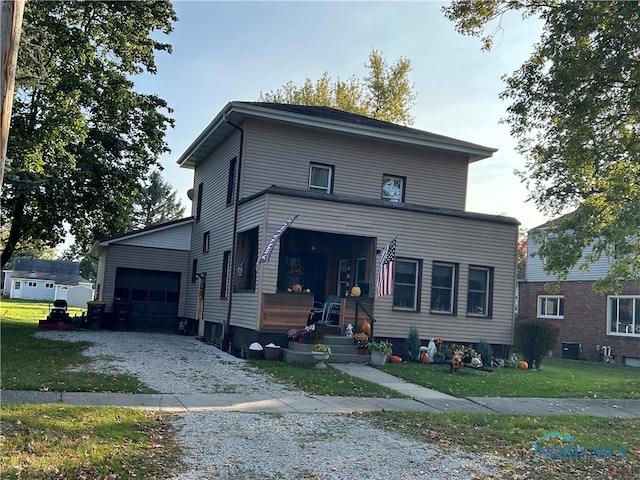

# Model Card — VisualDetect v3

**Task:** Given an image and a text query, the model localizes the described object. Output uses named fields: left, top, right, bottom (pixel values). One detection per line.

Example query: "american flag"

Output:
left=376, top=238, right=396, bottom=297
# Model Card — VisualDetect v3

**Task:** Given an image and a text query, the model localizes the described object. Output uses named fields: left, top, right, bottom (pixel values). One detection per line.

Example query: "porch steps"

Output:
left=281, top=335, right=370, bottom=364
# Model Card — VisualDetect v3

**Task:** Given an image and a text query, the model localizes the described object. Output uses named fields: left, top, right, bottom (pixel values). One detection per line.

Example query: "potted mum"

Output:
left=311, top=343, right=331, bottom=369
left=352, top=332, right=369, bottom=354
left=367, top=340, right=393, bottom=366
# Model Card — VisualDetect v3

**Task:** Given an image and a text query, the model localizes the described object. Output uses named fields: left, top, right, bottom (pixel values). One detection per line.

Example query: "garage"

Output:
left=114, top=267, right=181, bottom=332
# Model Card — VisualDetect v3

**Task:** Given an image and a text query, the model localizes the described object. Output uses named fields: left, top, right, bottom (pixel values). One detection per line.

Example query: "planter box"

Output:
left=264, top=346, right=281, bottom=361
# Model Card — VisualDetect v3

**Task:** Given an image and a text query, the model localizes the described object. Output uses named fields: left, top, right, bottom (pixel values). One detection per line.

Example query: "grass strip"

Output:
left=0, top=404, right=181, bottom=480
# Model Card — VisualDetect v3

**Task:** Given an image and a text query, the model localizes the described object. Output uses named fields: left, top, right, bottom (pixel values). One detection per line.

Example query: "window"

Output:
left=608, top=296, right=639, bottom=335
left=235, top=227, right=258, bottom=291
left=394, top=259, right=420, bottom=310
left=382, top=174, right=405, bottom=202
left=309, top=163, right=333, bottom=193
left=355, top=257, right=369, bottom=296
left=14, top=281, right=20, bottom=289
left=221, top=250, right=230, bottom=298
left=27, top=281, right=37, bottom=288
left=537, top=295, right=564, bottom=319
left=195, top=182, right=203, bottom=222
left=191, top=259, right=198, bottom=283
left=431, top=262, right=457, bottom=314
left=203, top=231, right=211, bottom=253
left=467, top=266, right=492, bottom=316
left=227, top=157, right=237, bottom=205
left=45, top=282, right=54, bottom=289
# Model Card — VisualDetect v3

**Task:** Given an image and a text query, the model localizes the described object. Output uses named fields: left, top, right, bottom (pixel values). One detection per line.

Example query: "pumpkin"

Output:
left=420, top=352, right=430, bottom=364
left=291, top=284, right=303, bottom=293
left=518, top=360, right=529, bottom=370
left=350, top=285, right=361, bottom=297
left=389, top=355, right=403, bottom=363
left=361, top=320, right=371, bottom=334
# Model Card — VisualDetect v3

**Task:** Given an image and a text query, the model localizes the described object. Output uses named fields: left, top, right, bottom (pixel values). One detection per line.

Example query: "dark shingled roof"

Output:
left=10, top=257, right=87, bottom=285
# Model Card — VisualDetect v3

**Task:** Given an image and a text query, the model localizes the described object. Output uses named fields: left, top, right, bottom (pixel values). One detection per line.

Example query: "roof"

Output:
left=177, top=101, right=497, bottom=169
left=8, top=258, right=88, bottom=285
left=241, top=185, right=520, bottom=226
left=90, top=216, right=194, bottom=259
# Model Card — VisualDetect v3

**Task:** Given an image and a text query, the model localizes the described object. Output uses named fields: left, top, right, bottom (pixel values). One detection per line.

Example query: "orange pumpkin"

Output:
left=518, top=360, right=529, bottom=370
left=292, top=284, right=303, bottom=292
left=420, top=352, right=430, bottom=364
left=389, top=355, right=403, bottom=363
left=361, top=320, right=371, bottom=334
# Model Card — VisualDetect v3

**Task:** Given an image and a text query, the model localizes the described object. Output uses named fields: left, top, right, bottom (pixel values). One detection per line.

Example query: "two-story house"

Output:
left=176, top=102, right=519, bottom=355
left=518, top=221, right=640, bottom=366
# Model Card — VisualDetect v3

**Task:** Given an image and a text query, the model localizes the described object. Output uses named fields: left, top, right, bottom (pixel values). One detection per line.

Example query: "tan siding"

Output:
left=260, top=194, right=517, bottom=344
left=242, top=120, right=469, bottom=210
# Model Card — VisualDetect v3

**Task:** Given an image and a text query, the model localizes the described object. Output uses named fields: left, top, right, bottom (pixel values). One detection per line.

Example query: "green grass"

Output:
left=364, top=411, right=640, bottom=479
left=249, top=359, right=405, bottom=397
left=378, top=357, right=640, bottom=399
left=0, top=404, right=181, bottom=479
left=1, top=299, right=153, bottom=393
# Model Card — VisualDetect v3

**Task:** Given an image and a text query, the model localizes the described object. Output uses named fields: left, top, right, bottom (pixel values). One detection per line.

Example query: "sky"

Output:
left=136, top=0, right=549, bottom=230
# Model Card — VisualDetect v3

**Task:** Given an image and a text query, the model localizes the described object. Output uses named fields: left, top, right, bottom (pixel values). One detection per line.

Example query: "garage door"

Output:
left=114, top=267, right=181, bottom=331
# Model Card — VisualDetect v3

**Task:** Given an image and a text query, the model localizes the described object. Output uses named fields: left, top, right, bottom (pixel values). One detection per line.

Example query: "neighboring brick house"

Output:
left=518, top=222, right=640, bottom=367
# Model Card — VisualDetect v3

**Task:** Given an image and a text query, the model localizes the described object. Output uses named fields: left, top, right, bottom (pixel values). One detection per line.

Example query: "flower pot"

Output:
left=311, top=351, right=330, bottom=369
left=358, top=347, right=368, bottom=355
left=298, top=337, right=307, bottom=344
left=370, top=350, right=388, bottom=366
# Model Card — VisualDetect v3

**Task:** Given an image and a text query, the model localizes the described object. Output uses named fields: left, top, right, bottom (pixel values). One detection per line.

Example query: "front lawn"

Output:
left=379, top=357, right=640, bottom=399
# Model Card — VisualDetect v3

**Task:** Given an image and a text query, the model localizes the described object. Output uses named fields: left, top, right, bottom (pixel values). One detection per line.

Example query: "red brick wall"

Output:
left=518, top=281, right=640, bottom=362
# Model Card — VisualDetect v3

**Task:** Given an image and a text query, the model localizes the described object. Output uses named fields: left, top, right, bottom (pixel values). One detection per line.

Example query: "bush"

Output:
left=405, top=326, right=421, bottom=362
left=514, top=320, right=559, bottom=368
left=476, top=339, right=493, bottom=365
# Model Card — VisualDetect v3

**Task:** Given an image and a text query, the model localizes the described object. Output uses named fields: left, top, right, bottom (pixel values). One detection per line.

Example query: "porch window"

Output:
left=607, top=296, right=639, bottom=335
left=235, top=227, right=258, bottom=291
left=381, top=174, right=405, bottom=202
left=537, top=295, right=564, bottom=319
left=430, top=262, right=457, bottom=314
left=467, top=266, right=492, bottom=316
left=28, top=281, right=37, bottom=288
left=394, top=259, right=420, bottom=310
left=309, top=163, right=333, bottom=193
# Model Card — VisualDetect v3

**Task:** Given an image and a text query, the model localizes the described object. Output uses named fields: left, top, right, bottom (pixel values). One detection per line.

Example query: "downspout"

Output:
left=224, top=115, right=243, bottom=349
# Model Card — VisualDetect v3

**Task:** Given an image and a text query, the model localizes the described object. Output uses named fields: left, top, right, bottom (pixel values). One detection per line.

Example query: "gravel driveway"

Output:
left=34, top=330, right=511, bottom=479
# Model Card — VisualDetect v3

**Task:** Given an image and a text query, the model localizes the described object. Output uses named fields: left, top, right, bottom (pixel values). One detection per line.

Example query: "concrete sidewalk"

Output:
left=2, top=363, right=639, bottom=418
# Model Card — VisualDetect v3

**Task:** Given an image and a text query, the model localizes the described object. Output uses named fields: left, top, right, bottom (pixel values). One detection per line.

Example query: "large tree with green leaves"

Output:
left=0, top=0, right=177, bottom=269
left=259, top=49, right=416, bottom=125
left=132, top=169, right=186, bottom=229
left=444, top=1, right=640, bottom=293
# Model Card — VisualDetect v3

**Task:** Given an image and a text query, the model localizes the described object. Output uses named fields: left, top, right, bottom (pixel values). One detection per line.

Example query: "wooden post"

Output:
left=1, top=0, right=25, bottom=191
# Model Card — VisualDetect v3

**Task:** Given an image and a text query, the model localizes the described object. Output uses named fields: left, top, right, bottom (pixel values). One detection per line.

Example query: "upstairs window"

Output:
left=195, top=182, right=203, bottom=222
left=226, top=157, right=237, bottom=205
left=309, top=163, right=333, bottom=193
left=382, top=174, right=405, bottom=202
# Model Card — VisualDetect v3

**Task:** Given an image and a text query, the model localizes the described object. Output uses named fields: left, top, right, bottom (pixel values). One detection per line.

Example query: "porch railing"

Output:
left=350, top=296, right=378, bottom=339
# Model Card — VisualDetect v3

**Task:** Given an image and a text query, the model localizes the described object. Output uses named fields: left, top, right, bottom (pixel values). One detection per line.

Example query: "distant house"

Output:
left=3, top=257, right=94, bottom=307
left=90, top=217, right=193, bottom=331
left=518, top=220, right=640, bottom=367
left=92, top=102, right=520, bottom=355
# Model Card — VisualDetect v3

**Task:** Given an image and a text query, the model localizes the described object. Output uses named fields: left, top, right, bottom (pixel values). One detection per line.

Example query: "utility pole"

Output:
left=1, top=0, right=25, bottom=191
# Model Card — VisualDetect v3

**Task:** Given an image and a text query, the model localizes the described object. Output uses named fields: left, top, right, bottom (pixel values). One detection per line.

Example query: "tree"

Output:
left=59, top=243, right=96, bottom=284
left=132, top=169, right=186, bottom=229
left=259, top=49, right=416, bottom=125
left=443, top=1, right=640, bottom=293
left=1, top=1, right=177, bottom=270
left=517, top=227, right=527, bottom=279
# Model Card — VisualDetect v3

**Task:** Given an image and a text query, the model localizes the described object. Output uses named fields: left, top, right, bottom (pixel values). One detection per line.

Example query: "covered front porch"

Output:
left=259, top=228, right=376, bottom=333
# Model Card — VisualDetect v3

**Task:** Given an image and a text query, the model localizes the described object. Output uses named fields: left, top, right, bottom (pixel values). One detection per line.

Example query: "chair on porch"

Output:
left=318, top=295, right=341, bottom=325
